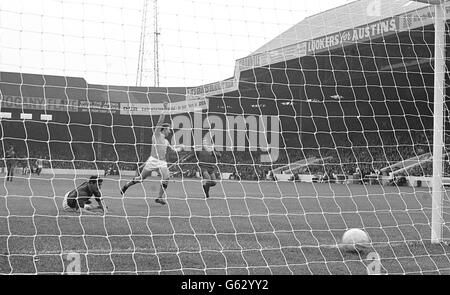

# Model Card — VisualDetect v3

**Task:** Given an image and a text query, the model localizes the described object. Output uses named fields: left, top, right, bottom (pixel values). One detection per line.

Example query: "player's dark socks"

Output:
left=120, top=184, right=129, bottom=195
left=120, top=180, right=139, bottom=195
left=155, top=198, right=166, bottom=205
left=203, top=184, right=210, bottom=198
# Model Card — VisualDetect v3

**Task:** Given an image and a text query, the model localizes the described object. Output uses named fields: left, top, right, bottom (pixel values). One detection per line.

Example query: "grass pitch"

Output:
left=1, top=174, right=450, bottom=275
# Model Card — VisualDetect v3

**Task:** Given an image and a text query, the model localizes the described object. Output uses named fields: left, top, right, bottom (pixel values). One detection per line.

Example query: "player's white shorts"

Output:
left=143, top=156, right=168, bottom=171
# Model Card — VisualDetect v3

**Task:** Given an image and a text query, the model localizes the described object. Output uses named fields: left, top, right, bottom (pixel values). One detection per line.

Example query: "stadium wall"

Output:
left=0, top=166, right=444, bottom=188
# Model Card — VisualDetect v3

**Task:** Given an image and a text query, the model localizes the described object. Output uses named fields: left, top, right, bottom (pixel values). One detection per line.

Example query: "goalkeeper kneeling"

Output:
left=62, top=176, right=108, bottom=215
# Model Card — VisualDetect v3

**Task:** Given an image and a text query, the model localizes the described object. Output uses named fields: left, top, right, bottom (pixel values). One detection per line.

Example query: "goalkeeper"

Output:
left=120, top=106, right=182, bottom=205
left=62, top=176, right=108, bottom=214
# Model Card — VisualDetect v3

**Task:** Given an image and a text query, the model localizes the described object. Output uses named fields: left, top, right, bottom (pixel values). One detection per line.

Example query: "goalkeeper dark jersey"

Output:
left=66, top=181, right=101, bottom=207
left=196, top=150, right=219, bottom=171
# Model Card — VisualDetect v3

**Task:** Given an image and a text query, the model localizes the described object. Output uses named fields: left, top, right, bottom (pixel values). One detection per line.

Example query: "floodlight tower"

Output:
left=153, top=0, right=160, bottom=87
left=136, top=0, right=149, bottom=86
left=411, top=0, right=446, bottom=243
left=136, top=0, right=160, bottom=87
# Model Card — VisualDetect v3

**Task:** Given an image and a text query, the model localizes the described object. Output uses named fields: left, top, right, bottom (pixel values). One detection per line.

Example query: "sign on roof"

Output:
left=237, top=16, right=400, bottom=72
left=120, top=97, right=208, bottom=115
left=1, top=95, right=79, bottom=112
left=186, top=79, right=238, bottom=100
left=306, top=17, right=398, bottom=54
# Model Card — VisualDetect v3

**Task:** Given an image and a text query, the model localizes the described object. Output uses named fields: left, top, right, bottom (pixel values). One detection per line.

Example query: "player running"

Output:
left=120, top=107, right=182, bottom=205
left=62, top=176, right=108, bottom=215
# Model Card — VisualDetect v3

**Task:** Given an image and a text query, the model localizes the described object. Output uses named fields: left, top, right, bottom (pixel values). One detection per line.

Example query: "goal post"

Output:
left=431, top=0, right=446, bottom=244
left=411, top=0, right=446, bottom=243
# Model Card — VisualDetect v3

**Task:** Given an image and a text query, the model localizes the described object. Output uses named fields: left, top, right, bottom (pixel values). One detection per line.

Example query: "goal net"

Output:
left=1, top=0, right=450, bottom=275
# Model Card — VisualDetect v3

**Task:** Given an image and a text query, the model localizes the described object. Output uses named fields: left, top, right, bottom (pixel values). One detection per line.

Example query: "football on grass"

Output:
left=341, top=228, right=370, bottom=251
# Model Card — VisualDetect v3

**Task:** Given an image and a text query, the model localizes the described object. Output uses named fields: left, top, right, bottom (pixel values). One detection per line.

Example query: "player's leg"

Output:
left=201, top=168, right=216, bottom=198
left=120, top=164, right=151, bottom=194
left=6, top=163, right=11, bottom=181
left=10, top=164, right=14, bottom=181
left=209, top=170, right=217, bottom=190
left=155, top=166, right=169, bottom=205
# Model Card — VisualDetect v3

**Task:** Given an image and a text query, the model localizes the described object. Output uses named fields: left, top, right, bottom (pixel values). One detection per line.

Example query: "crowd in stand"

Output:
left=2, top=129, right=450, bottom=181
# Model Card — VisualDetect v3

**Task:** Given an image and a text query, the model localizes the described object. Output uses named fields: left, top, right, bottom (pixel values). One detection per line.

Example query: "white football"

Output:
left=341, top=228, right=370, bottom=250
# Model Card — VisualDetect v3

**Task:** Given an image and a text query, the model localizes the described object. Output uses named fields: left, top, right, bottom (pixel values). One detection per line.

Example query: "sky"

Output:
left=0, top=0, right=355, bottom=88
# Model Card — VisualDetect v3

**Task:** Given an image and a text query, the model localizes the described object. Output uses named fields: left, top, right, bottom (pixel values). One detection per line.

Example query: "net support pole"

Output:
left=431, top=1, right=446, bottom=244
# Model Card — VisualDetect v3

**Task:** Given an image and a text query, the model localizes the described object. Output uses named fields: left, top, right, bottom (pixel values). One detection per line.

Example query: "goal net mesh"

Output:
left=1, top=0, right=450, bottom=275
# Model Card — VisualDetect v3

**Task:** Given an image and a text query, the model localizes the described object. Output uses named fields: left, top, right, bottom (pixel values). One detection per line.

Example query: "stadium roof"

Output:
left=229, top=0, right=450, bottom=85
left=190, top=0, right=446, bottom=102
left=252, top=0, right=431, bottom=55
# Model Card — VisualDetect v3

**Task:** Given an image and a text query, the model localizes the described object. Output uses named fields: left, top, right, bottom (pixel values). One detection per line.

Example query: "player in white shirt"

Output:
left=120, top=107, right=182, bottom=205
